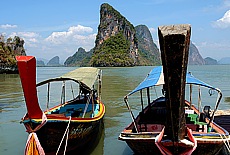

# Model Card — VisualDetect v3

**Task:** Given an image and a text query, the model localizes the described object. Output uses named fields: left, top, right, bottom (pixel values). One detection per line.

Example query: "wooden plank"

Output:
left=158, top=24, right=191, bottom=144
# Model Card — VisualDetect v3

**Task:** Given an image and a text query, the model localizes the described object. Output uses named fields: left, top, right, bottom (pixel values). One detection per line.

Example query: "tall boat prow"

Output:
left=158, top=24, right=192, bottom=154
left=16, top=56, right=43, bottom=119
left=16, top=56, right=105, bottom=154
left=119, top=24, right=230, bottom=155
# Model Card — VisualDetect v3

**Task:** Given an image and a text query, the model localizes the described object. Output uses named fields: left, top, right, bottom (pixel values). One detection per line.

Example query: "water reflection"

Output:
left=0, top=74, right=24, bottom=111
left=94, top=67, right=153, bottom=155
left=1, top=65, right=230, bottom=155
left=0, top=74, right=27, bottom=155
left=225, top=97, right=230, bottom=103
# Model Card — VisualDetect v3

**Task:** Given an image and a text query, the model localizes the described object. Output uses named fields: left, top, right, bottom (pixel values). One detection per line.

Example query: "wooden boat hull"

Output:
left=121, top=137, right=224, bottom=155
left=25, top=118, right=104, bottom=154
left=119, top=97, right=230, bottom=155
left=16, top=56, right=105, bottom=154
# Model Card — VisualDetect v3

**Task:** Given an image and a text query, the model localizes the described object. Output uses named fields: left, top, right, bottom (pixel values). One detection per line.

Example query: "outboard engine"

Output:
left=203, top=106, right=211, bottom=118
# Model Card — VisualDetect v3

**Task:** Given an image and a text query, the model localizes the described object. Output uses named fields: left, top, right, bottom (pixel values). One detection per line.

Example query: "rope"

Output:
left=25, top=113, right=47, bottom=133
left=56, top=116, right=71, bottom=155
left=63, top=125, right=70, bottom=155
left=224, top=134, right=230, bottom=151
left=219, top=133, right=230, bottom=153
left=24, top=113, right=47, bottom=155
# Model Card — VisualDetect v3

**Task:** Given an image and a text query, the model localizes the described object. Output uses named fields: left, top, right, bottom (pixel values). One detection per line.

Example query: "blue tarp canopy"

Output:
left=128, top=66, right=216, bottom=96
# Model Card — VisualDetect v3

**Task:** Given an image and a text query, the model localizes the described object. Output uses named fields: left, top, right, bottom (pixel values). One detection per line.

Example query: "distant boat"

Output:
left=119, top=24, right=230, bottom=154
left=16, top=56, right=105, bottom=154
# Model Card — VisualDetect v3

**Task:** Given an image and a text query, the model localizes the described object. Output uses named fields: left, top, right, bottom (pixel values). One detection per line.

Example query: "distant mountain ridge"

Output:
left=36, top=56, right=62, bottom=67
left=218, top=57, right=230, bottom=64
left=204, top=57, right=218, bottom=65
left=36, top=60, right=45, bottom=67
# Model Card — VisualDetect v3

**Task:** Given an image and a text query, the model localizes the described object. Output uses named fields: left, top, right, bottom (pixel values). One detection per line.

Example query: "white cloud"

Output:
left=68, top=25, right=93, bottom=34
left=3, top=25, right=96, bottom=60
left=195, top=41, right=230, bottom=60
left=18, top=32, right=39, bottom=38
left=213, top=10, right=230, bottom=28
left=8, top=32, right=40, bottom=48
left=0, top=24, right=17, bottom=29
left=40, top=25, right=96, bottom=60
left=45, top=25, right=94, bottom=44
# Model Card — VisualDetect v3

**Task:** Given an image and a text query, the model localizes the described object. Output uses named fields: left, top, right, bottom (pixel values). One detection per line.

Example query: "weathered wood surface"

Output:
left=158, top=24, right=191, bottom=144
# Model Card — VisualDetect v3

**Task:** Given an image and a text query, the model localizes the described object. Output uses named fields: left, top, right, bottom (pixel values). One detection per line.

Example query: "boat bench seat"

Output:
left=47, top=114, right=66, bottom=118
left=187, top=124, right=198, bottom=131
left=58, top=104, right=99, bottom=118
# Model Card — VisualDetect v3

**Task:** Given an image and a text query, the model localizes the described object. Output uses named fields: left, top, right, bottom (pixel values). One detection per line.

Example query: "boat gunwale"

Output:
left=21, top=101, right=105, bottom=123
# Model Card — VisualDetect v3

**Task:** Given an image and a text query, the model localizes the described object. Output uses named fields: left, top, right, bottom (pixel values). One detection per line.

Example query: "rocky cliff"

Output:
left=204, top=57, right=218, bottom=65
left=90, top=3, right=138, bottom=67
left=0, top=35, right=26, bottom=73
left=36, top=60, right=45, bottom=67
left=135, top=25, right=161, bottom=66
left=64, top=47, right=93, bottom=66
left=188, top=42, right=205, bottom=65
left=47, top=56, right=61, bottom=66
left=65, top=3, right=206, bottom=67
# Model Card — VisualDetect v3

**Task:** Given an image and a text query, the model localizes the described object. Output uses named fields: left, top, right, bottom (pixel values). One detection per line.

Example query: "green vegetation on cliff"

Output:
left=91, top=32, right=134, bottom=67
left=0, top=42, right=16, bottom=65
left=0, top=35, right=26, bottom=73
left=92, top=3, right=138, bottom=67
left=64, top=47, right=93, bottom=66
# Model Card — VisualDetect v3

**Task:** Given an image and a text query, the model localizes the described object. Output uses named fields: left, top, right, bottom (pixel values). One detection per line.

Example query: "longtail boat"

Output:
left=16, top=56, right=105, bottom=154
left=118, top=24, right=230, bottom=154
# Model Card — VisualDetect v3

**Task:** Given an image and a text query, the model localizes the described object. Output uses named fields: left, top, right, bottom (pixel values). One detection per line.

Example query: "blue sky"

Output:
left=1, top=0, right=230, bottom=61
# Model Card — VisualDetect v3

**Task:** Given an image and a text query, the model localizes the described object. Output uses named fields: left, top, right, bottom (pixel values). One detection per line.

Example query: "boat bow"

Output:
left=16, top=56, right=43, bottom=119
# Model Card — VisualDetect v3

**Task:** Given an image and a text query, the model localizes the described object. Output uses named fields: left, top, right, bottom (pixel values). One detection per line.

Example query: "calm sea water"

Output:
left=0, top=65, right=230, bottom=155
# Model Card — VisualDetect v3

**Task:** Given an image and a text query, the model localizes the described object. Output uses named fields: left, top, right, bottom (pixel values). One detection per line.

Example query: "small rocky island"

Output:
left=0, top=35, right=26, bottom=74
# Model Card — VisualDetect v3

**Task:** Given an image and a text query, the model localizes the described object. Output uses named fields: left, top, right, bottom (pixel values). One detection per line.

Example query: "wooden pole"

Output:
left=158, top=24, right=191, bottom=148
left=147, top=87, right=150, bottom=105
